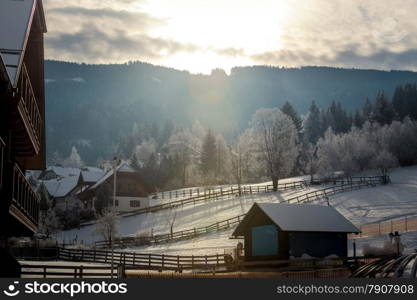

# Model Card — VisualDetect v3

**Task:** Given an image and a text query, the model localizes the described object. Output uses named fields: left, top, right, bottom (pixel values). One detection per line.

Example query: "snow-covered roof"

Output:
left=88, top=162, right=137, bottom=190
left=42, top=176, right=79, bottom=198
left=42, top=166, right=81, bottom=179
left=80, top=167, right=105, bottom=183
left=0, top=0, right=46, bottom=85
left=233, top=203, right=359, bottom=235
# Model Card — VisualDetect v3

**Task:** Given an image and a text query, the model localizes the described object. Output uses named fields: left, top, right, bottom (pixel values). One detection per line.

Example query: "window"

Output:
left=130, top=200, right=141, bottom=207
left=115, top=200, right=119, bottom=206
left=252, top=225, right=278, bottom=256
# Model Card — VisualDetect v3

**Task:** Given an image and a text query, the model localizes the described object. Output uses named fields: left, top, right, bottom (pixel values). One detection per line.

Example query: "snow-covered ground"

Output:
left=59, top=166, right=417, bottom=257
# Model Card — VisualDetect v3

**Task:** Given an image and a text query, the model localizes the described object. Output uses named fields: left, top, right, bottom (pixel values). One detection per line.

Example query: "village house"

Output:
left=37, top=165, right=105, bottom=211
left=232, top=203, right=359, bottom=261
left=79, top=162, right=155, bottom=213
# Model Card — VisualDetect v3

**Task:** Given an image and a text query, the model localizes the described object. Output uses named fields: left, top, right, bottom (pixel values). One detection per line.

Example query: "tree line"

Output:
left=53, top=83, right=417, bottom=192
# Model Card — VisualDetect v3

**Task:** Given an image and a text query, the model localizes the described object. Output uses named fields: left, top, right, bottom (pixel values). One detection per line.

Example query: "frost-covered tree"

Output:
left=133, top=139, right=157, bottom=168
left=250, top=108, right=299, bottom=191
left=94, top=211, right=119, bottom=246
left=63, top=146, right=84, bottom=168
left=215, top=134, right=231, bottom=183
left=39, top=208, right=62, bottom=238
left=370, top=149, right=398, bottom=180
left=230, top=129, right=257, bottom=191
left=167, top=128, right=201, bottom=186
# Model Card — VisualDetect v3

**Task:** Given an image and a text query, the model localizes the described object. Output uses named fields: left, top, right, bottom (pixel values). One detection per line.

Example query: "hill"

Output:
left=45, top=61, right=417, bottom=164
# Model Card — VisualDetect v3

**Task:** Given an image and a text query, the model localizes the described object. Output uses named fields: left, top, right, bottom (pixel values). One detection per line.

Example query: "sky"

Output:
left=43, top=0, right=417, bottom=74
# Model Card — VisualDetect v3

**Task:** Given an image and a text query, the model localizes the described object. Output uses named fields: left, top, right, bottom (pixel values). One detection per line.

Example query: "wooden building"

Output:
left=231, top=203, right=359, bottom=261
left=0, top=0, right=46, bottom=276
left=78, top=162, right=156, bottom=213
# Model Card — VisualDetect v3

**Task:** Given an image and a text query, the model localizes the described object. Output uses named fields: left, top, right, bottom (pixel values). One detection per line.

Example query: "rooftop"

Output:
left=232, top=202, right=360, bottom=236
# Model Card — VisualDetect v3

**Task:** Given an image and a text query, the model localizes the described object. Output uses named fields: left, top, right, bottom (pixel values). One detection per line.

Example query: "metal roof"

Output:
left=0, top=0, right=46, bottom=85
left=232, top=202, right=360, bottom=236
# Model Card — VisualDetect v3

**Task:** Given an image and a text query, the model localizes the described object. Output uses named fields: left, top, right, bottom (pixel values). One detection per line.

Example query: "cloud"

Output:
left=46, top=24, right=199, bottom=63
left=42, top=0, right=417, bottom=72
left=251, top=47, right=417, bottom=71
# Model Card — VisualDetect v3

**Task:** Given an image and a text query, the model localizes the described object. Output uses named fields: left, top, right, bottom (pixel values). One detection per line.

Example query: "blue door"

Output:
left=252, top=225, right=278, bottom=256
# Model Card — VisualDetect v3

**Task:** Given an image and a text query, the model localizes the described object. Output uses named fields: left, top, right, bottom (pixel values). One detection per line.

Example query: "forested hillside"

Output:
left=45, top=60, right=417, bottom=165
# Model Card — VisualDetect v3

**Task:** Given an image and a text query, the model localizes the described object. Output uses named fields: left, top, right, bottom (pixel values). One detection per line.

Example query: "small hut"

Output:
left=231, top=203, right=359, bottom=261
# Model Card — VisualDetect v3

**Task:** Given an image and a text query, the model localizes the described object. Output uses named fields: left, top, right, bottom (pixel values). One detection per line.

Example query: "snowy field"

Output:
left=59, top=166, right=417, bottom=256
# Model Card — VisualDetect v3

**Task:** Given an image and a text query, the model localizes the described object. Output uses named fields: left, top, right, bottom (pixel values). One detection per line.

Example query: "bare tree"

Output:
left=94, top=211, right=119, bottom=247
left=164, top=208, right=177, bottom=237
left=39, top=208, right=62, bottom=238
left=250, top=108, right=299, bottom=191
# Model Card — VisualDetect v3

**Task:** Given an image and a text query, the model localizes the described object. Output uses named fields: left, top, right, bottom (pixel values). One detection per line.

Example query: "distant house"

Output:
left=231, top=203, right=359, bottom=260
left=79, top=162, right=155, bottom=213
left=38, top=166, right=105, bottom=211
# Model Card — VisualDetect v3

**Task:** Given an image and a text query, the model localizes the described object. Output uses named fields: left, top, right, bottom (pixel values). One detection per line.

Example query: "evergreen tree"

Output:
left=392, top=85, right=406, bottom=120
left=200, top=129, right=217, bottom=176
left=372, top=91, right=396, bottom=125
left=362, top=97, right=373, bottom=121
left=281, top=101, right=302, bottom=133
left=353, top=110, right=364, bottom=128
left=304, top=101, right=323, bottom=144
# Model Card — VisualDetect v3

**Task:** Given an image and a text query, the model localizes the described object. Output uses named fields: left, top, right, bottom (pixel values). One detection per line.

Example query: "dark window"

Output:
left=115, top=200, right=119, bottom=206
left=130, top=200, right=141, bottom=207
left=252, top=225, right=278, bottom=256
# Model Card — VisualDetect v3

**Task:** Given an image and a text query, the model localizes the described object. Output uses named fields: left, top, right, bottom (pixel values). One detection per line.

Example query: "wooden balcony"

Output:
left=10, top=63, right=42, bottom=156
left=0, top=137, right=4, bottom=190
left=9, top=163, right=40, bottom=234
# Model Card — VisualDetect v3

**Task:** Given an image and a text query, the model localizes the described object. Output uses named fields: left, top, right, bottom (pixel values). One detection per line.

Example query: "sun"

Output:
left=142, top=0, right=293, bottom=73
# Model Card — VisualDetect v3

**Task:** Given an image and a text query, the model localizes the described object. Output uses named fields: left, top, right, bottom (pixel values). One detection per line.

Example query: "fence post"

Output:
left=80, top=265, right=83, bottom=278
left=148, top=254, right=151, bottom=268
left=43, top=266, right=47, bottom=278
left=162, top=254, right=165, bottom=269
left=117, top=264, right=125, bottom=278
left=405, top=217, right=408, bottom=232
left=133, top=252, right=136, bottom=266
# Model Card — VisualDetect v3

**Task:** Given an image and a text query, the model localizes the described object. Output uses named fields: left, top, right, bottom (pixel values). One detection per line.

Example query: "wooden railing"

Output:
left=11, top=163, right=40, bottom=230
left=15, top=63, right=42, bottom=153
left=21, top=264, right=118, bottom=278
left=57, top=248, right=227, bottom=272
left=96, top=176, right=387, bottom=248
left=120, top=181, right=307, bottom=219
left=0, top=137, right=4, bottom=189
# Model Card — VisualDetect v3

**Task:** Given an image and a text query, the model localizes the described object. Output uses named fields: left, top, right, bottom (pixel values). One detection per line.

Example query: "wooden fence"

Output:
left=126, top=268, right=352, bottom=278
left=57, top=247, right=227, bottom=272
left=352, top=215, right=417, bottom=238
left=96, top=177, right=387, bottom=249
left=21, top=264, right=119, bottom=278
left=120, top=180, right=307, bottom=219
